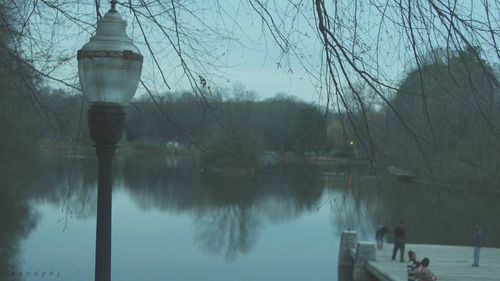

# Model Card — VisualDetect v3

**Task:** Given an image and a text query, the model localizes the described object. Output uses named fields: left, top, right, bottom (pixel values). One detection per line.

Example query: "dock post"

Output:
left=352, top=242, right=376, bottom=281
left=338, top=230, right=357, bottom=281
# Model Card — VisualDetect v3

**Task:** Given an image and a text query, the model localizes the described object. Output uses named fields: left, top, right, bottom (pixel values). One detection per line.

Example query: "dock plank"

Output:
left=366, top=244, right=500, bottom=281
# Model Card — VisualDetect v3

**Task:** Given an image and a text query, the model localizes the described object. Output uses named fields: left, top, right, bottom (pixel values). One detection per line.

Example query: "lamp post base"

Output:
left=88, top=104, right=125, bottom=281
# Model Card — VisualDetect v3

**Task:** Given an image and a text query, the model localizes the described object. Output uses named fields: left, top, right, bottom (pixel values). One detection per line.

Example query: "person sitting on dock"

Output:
left=407, top=250, right=420, bottom=281
left=392, top=220, right=406, bottom=262
left=415, top=258, right=437, bottom=281
left=375, top=224, right=389, bottom=249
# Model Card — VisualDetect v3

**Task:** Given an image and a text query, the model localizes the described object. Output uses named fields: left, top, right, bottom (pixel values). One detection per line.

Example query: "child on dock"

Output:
left=407, top=250, right=420, bottom=281
left=415, top=257, right=437, bottom=281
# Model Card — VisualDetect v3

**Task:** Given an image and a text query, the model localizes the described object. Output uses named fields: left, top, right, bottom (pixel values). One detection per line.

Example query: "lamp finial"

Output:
left=110, top=0, right=118, bottom=12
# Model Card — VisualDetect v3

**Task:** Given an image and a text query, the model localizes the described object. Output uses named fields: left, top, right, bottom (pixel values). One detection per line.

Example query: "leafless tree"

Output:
left=2, top=0, right=499, bottom=176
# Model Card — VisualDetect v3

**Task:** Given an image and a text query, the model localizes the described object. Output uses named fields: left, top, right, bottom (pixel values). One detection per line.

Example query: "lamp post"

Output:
left=77, top=1, right=143, bottom=281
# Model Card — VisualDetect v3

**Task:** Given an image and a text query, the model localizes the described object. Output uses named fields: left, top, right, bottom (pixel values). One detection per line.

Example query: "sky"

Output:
left=130, top=0, right=325, bottom=103
left=21, top=1, right=324, bottom=102
left=17, top=0, right=499, bottom=104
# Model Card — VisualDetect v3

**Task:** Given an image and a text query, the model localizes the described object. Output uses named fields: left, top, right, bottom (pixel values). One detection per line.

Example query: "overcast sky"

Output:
left=20, top=1, right=498, bottom=104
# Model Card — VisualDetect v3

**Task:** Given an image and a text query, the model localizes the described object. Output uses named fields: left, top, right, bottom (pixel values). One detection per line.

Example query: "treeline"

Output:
left=3, top=46, right=500, bottom=185
left=8, top=48, right=500, bottom=186
left=8, top=85, right=328, bottom=169
left=125, top=91, right=325, bottom=152
left=2, top=86, right=327, bottom=157
left=336, top=47, right=500, bottom=187
left=126, top=92, right=326, bottom=168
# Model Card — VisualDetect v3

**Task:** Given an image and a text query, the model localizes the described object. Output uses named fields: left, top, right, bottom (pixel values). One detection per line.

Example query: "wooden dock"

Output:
left=339, top=231, right=500, bottom=281
left=365, top=244, right=499, bottom=281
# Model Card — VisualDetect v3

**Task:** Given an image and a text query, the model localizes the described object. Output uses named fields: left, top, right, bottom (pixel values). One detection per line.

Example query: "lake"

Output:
left=2, top=153, right=499, bottom=281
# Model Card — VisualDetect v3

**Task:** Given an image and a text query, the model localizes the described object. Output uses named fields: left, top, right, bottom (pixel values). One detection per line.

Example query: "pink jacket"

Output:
left=415, top=267, right=437, bottom=281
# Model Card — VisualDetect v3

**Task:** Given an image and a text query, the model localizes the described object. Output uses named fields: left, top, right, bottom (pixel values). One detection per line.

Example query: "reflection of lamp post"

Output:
left=77, top=1, right=142, bottom=281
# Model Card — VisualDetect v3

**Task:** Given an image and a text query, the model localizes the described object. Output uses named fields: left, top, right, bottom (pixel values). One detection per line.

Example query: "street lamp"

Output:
left=77, top=1, right=143, bottom=281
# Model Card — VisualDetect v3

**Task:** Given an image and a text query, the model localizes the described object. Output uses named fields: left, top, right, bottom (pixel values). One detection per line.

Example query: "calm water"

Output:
left=2, top=154, right=499, bottom=281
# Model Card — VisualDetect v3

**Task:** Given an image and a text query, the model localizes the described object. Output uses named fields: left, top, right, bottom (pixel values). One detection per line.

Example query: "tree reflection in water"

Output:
left=0, top=149, right=40, bottom=280
left=3, top=151, right=500, bottom=276
left=324, top=168, right=500, bottom=247
left=122, top=154, right=324, bottom=260
left=0, top=153, right=100, bottom=280
left=0, top=188, right=38, bottom=280
left=194, top=204, right=259, bottom=261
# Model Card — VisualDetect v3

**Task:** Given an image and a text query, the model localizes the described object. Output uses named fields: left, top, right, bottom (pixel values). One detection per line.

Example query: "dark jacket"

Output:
left=376, top=225, right=389, bottom=239
left=395, top=224, right=406, bottom=240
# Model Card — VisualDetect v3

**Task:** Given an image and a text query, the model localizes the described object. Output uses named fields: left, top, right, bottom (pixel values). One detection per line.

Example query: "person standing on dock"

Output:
left=376, top=224, right=389, bottom=249
left=472, top=224, right=482, bottom=267
left=392, top=220, right=406, bottom=262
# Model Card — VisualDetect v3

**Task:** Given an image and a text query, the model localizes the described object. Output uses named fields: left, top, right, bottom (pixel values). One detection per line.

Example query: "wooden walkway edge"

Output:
left=367, top=243, right=500, bottom=281
left=339, top=231, right=499, bottom=281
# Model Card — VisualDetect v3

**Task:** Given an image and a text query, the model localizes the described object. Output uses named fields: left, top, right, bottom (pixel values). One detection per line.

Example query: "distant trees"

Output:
left=125, top=91, right=326, bottom=169
left=376, top=48, right=500, bottom=185
left=18, top=86, right=326, bottom=169
left=319, top=47, right=500, bottom=186
left=326, top=119, right=355, bottom=157
left=254, top=95, right=301, bottom=153
left=20, top=46, right=499, bottom=185
left=125, top=91, right=327, bottom=153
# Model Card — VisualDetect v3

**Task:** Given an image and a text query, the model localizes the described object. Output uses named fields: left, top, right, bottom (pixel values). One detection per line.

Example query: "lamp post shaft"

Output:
left=95, top=145, right=115, bottom=281
left=88, top=104, right=126, bottom=281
